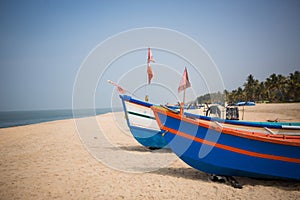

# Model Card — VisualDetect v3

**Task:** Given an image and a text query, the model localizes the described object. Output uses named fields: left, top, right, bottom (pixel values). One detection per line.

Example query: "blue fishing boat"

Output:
left=119, top=94, right=300, bottom=150
left=151, top=105, right=300, bottom=180
left=119, top=95, right=208, bottom=149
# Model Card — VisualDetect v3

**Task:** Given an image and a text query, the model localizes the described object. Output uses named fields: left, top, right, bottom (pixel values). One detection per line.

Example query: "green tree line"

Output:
left=197, top=71, right=300, bottom=104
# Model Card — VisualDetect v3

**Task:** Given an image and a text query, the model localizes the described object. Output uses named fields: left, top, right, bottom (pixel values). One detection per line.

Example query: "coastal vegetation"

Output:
left=197, top=71, right=300, bottom=104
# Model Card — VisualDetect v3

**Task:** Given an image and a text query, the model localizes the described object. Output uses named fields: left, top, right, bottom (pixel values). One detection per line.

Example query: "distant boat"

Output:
left=151, top=105, right=300, bottom=180
left=236, top=101, right=256, bottom=106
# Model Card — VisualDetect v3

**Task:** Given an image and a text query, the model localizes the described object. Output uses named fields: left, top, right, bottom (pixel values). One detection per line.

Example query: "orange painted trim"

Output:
left=162, top=125, right=300, bottom=164
left=151, top=106, right=300, bottom=147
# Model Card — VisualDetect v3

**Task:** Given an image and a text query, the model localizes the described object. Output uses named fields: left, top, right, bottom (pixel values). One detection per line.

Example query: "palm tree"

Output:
left=255, top=82, right=265, bottom=102
left=228, top=89, right=237, bottom=103
left=287, top=71, right=300, bottom=101
left=276, top=74, right=287, bottom=102
left=243, top=74, right=258, bottom=102
left=236, top=87, right=245, bottom=102
left=215, top=70, right=299, bottom=104
left=265, top=73, right=279, bottom=102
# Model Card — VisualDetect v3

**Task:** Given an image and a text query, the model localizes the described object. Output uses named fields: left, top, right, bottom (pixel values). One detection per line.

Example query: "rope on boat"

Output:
left=162, top=130, right=168, bottom=137
left=264, top=127, right=276, bottom=134
left=214, top=121, right=223, bottom=128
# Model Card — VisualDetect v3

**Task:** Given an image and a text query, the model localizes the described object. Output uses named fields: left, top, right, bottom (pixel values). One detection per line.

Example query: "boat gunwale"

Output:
left=120, top=95, right=153, bottom=108
left=151, top=106, right=300, bottom=146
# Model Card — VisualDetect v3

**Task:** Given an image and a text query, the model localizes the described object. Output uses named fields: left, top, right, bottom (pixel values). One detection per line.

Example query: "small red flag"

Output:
left=107, top=80, right=127, bottom=94
left=116, top=85, right=126, bottom=94
left=147, top=64, right=154, bottom=84
left=147, top=48, right=155, bottom=63
left=178, top=67, right=191, bottom=93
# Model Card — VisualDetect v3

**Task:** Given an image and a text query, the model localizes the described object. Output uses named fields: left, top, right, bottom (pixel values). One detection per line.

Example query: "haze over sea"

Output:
left=0, top=108, right=114, bottom=128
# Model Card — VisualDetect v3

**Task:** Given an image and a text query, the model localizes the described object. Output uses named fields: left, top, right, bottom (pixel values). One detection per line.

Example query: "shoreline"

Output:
left=1, top=102, right=300, bottom=130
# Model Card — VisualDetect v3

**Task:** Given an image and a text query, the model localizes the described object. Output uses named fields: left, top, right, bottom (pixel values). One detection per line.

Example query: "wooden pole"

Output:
left=145, top=58, right=149, bottom=101
left=180, top=88, right=186, bottom=116
left=242, top=105, right=245, bottom=120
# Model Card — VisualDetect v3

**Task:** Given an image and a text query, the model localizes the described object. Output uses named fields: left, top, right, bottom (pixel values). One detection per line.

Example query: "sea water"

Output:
left=0, top=108, right=114, bottom=128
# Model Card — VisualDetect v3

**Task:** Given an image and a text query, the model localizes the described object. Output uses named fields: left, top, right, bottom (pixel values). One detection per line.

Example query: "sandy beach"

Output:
left=1, top=103, right=300, bottom=200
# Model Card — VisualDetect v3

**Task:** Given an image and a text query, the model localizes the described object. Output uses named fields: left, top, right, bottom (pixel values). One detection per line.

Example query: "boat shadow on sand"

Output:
left=109, top=145, right=300, bottom=190
left=151, top=167, right=210, bottom=182
left=150, top=167, right=300, bottom=191
left=109, top=145, right=173, bottom=153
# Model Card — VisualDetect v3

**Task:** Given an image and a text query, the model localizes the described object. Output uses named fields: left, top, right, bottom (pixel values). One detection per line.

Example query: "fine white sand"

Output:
left=0, top=103, right=300, bottom=199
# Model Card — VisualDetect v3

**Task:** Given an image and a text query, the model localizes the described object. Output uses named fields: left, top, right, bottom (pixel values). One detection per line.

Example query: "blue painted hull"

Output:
left=129, top=126, right=168, bottom=148
left=119, top=95, right=168, bottom=149
left=152, top=107, right=300, bottom=180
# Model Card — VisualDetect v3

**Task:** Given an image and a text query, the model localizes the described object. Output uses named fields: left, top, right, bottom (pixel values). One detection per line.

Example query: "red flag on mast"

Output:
left=178, top=67, right=191, bottom=93
left=147, top=64, right=154, bottom=84
left=107, top=80, right=127, bottom=94
left=147, top=48, right=155, bottom=84
left=116, top=85, right=126, bottom=94
left=147, top=48, right=155, bottom=63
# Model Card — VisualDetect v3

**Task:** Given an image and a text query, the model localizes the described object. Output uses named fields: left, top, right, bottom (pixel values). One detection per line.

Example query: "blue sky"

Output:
left=1, top=0, right=300, bottom=111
